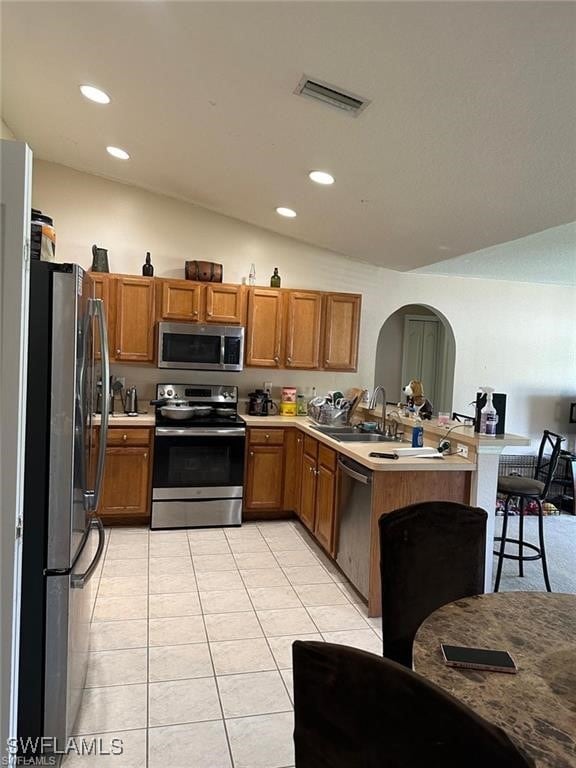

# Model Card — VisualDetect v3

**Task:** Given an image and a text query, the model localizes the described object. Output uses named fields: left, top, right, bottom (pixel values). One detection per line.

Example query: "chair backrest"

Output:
left=379, top=501, right=487, bottom=668
left=534, top=429, right=565, bottom=498
left=292, top=641, right=535, bottom=768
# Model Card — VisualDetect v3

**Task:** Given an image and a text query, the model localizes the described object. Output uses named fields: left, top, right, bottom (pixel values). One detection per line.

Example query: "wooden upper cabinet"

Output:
left=323, top=293, right=361, bottom=371
left=205, top=284, right=244, bottom=324
left=114, top=276, right=155, bottom=362
left=90, top=273, right=113, bottom=360
left=245, top=288, right=284, bottom=367
left=160, top=280, right=202, bottom=321
left=159, top=281, right=244, bottom=324
left=284, top=291, right=323, bottom=369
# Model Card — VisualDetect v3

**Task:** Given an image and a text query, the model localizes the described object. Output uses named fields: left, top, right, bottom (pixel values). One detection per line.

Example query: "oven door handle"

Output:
left=155, top=427, right=246, bottom=437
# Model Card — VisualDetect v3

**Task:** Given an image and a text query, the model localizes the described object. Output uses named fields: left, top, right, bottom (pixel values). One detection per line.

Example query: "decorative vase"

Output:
left=91, top=245, right=110, bottom=272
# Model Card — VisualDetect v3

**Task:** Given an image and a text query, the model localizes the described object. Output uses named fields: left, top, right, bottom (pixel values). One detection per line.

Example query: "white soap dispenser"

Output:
left=479, top=386, right=498, bottom=436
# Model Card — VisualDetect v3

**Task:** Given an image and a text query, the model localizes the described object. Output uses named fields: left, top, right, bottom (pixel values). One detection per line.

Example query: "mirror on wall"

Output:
left=374, top=304, right=456, bottom=415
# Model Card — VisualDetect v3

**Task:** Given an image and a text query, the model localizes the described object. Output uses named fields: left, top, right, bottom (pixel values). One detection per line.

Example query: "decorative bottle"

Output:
left=270, top=267, right=281, bottom=288
left=142, top=252, right=154, bottom=276
left=248, top=263, right=256, bottom=286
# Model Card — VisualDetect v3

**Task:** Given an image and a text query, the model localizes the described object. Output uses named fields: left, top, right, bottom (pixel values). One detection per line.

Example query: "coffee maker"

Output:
left=248, top=390, right=270, bottom=416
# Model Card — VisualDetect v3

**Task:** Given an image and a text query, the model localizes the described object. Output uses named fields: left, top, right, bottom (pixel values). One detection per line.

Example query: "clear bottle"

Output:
left=142, top=251, right=154, bottom=276
left=270, top=267, right=281, bottom=288
left=248, top=264, right=256, bottom=286
left=479, top=387, right=498, bottom=436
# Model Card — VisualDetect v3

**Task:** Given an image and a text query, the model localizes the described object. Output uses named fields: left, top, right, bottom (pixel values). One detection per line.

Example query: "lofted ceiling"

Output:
left=2, top=1, right=575, bottom=276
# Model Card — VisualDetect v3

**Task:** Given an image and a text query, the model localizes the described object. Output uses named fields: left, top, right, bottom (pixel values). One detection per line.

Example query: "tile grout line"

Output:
left=188, top=530, right=236, bottom=768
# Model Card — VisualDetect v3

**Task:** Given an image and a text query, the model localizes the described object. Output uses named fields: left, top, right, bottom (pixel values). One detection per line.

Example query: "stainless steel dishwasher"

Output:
left=336, top=457, right=373, bottom=599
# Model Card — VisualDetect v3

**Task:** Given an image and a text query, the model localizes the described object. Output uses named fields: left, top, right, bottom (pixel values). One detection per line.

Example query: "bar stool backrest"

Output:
left=534, top=430, right=565, bottom=499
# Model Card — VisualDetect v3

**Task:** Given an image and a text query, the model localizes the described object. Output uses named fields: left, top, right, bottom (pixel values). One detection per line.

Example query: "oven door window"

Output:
left=162, top=332, right=222, bottom=366
left=154, top=435, right=244, bottom=488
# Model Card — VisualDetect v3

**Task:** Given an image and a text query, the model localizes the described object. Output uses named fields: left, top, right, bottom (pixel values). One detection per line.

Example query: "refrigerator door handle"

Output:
left=85, top=298, right=110, bottom=512
left=71, top=517, right=105, bottom=588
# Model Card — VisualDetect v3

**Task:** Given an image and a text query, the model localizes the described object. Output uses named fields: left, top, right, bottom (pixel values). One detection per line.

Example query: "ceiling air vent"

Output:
left=294, top=75, right=370, bottom=116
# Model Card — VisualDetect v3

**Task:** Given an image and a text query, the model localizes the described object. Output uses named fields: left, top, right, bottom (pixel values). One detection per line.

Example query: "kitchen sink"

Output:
left=311, top=425, right=358, bottom=434
left=335, top=434, right=402, bottom=443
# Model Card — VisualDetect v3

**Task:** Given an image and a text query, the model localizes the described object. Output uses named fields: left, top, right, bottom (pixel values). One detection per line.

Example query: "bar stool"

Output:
left=494, top=430, right=564, bottom=592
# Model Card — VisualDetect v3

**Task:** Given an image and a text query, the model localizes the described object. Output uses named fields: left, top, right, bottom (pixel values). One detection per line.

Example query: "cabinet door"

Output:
left=284, top=291, right=323, bottom=369
left=323, top=293, right=361, bottom=371
left=90, top=274, right=113, bottom=360
left=160, top=280, right=202, bottom=321
left=299, top=452, right=317, bottom=531
left=245, top=288, right=284, bottom=367
left=205, top=284, right=245, bottom=324
left=244, top=445, right=285, bottom=510
left=283, top=429, right=304, bottom=513
left=314, top=464, right=337, bottom=555
left=99, top=446, right=151, bottom=520
left=115, top=277, right=156, bottom=362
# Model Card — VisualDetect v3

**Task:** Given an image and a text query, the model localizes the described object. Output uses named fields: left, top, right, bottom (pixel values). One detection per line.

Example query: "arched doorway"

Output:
left=374, top=304, right=456, bottom=414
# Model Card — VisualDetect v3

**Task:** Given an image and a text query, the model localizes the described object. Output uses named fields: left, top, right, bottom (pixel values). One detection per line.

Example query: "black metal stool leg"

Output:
left=494, top=495, right=511, bottom=592
left=518, top=497, right=525, bottom=577
left=537, top=499, right=552, bottom=592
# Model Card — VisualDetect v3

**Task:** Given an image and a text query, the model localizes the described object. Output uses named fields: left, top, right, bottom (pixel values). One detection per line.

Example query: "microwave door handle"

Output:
left=221, top=334, right=226, bottom=368
left=86, top=298, right=110, bottom=512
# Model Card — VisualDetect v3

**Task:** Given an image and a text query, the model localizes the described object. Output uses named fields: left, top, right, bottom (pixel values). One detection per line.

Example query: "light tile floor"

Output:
left=66, top=520, right=382, bottom=768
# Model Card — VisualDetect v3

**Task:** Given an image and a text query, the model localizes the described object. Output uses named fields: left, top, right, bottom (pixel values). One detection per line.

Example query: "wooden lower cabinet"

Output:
left=297, top=438, right=337, bottom=555
left=97, top=427, right=153, bottom=524
left=243, top=428, right=285, bottom=517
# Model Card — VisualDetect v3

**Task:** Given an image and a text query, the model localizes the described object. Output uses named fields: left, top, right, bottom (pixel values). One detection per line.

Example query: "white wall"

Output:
left=0, top=119, right=15, bottom=139
left=32, top=160, right=576, bottom=449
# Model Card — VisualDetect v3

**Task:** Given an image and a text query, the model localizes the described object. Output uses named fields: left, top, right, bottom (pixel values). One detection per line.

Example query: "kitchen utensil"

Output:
left=125, top=386, right=139, bottom=415
left=160, top=404, right=212, bottom=420
left=368, top=452, right=399, bottom=459
left=215, top=407, right=237, bottom=417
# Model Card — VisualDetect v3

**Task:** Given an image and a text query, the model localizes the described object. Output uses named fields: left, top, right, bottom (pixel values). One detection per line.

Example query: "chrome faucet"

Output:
left=368, top=385, right=387, bottom=432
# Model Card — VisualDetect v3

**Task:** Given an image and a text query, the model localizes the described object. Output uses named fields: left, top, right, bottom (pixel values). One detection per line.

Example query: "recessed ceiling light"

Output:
left=309, top=170, right=335, bottom=185
left=106, top=146, right=130, bottom=160
left=276, top=207, right=297, bottom=218
left=80, top=85, right=110, bottom=104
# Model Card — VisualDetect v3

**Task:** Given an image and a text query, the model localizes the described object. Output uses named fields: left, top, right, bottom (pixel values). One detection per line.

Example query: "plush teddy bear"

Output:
left=400, top=379, right=433, bottom=420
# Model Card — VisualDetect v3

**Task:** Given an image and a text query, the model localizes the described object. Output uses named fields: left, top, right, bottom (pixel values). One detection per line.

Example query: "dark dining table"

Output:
left=413, top=592, right=576, bottom=768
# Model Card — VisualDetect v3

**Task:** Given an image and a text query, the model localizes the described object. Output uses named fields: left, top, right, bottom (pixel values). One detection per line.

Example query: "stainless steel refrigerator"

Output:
left=18, top=261, right=111, bottom=755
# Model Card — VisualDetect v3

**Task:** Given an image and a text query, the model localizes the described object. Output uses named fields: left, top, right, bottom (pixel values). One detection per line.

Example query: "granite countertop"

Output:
left=413, top=592, right=576, bottom=768
left=242, top=415, right=476, bottom=472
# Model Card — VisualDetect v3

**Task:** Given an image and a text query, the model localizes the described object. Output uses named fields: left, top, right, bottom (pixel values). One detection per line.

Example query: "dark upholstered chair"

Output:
left=292, top=641, right=535, bottom=768
left=379, top=501, right=487, bottom=668
left=494, top=430, right=564, bottom=593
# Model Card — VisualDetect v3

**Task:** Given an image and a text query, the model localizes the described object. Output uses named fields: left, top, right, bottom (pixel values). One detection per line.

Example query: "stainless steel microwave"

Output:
left=157, top=322, right=244, bottom=371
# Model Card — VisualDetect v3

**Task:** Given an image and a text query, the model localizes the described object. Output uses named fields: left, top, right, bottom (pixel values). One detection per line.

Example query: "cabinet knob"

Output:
left=265, top=434, right=270, bottom=440
left=193, top=310, right=198, bottom=316
left=297, top=437, right=302, bottom=443
left=274, top=356, right=279, bottom=363
left=144, top=452, right=147, bottom=459
left=116, top=349, right=121, bottom=355
left=287, top=357, right=292, bottom=364
left=122, top=434, right=127, bottom=441
left=250, top=450, right=254, bottom=456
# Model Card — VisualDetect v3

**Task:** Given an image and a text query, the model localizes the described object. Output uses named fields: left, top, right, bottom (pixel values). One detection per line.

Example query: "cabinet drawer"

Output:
left=303, top=434, right=318, bottom=458
left=106, top=428, right=151, bottom=447
left=248, top=428, right=285, bottom=445
left=318, top=443, right=336, bottom=471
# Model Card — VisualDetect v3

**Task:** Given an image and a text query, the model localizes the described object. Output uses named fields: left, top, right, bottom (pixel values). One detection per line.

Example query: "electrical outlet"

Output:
left=456, top=443, right=469, bottom=458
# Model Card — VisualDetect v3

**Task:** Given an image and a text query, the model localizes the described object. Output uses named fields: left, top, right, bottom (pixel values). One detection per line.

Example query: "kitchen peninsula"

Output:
left=243, top=413, right=529, bottom=616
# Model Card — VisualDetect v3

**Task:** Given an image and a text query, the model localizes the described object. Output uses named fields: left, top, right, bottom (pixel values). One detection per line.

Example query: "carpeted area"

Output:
left=493, top=513, right=576, bottom=594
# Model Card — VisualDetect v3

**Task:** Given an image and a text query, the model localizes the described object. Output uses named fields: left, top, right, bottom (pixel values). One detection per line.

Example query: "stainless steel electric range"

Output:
left=150, top=383, right=245, bottom=529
